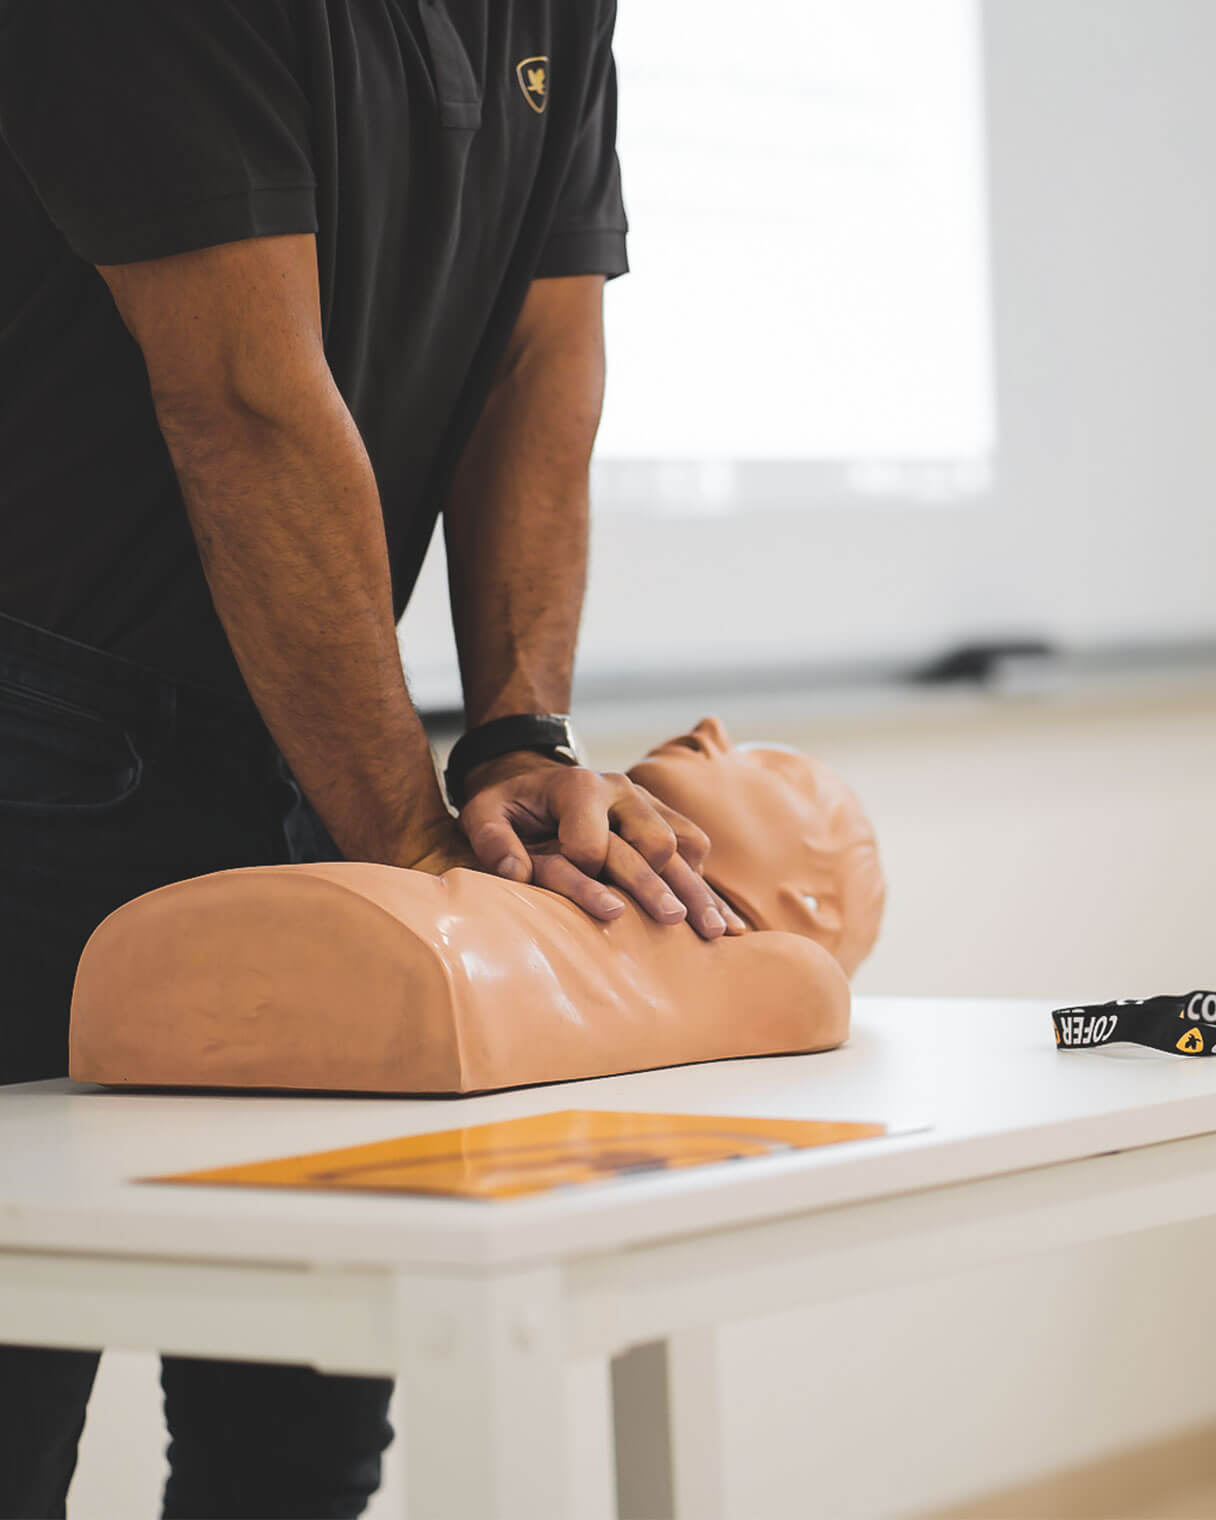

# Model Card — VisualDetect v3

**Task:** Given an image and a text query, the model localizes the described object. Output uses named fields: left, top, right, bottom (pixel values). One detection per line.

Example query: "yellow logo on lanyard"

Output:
left=515, top=55, right=549, bottom=114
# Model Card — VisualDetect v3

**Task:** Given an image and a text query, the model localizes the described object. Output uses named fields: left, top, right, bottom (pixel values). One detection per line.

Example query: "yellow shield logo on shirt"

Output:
left=516, top=56, right=549, bottom=114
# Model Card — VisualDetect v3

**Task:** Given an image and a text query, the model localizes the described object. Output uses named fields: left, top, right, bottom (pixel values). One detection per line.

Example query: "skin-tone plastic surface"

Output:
left=628, top=716, right=885, bottom=977
left=68, top=718, right=886, bottom=1095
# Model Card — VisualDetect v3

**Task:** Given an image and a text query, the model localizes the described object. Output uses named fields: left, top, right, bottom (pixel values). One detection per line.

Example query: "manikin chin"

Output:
left=68, top=717, right=886, bottom=1094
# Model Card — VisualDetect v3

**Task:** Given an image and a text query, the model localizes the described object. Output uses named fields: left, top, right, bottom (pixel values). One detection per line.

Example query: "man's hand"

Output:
left=456, top=752, right=748, bottom=940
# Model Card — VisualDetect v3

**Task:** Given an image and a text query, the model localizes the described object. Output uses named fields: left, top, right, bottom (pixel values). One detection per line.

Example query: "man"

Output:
left=0, top=2, right=744, bottom=1515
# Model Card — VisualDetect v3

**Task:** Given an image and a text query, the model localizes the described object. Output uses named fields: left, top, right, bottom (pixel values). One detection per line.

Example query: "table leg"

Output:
left=567, top=1356, right=619, bottom=1520
left=611, top=1331, right=727, bottom=1520
left=612, top=1342, right=674, bottom=1519
left=668, top=1329, right=727, bottom=1520
left=393, top=1264, right=571, bottom=1520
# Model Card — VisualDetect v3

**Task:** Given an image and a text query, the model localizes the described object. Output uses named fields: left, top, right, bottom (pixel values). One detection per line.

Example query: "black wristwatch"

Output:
left=443, top=712, right=583, bottom=811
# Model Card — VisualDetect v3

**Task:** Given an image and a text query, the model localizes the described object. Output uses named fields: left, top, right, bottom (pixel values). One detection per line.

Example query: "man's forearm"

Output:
left=443, top=316, right=605, bottom=726
left=429, top=282, right=736, bottom=937
left=158, top=388, right=453, bottom=866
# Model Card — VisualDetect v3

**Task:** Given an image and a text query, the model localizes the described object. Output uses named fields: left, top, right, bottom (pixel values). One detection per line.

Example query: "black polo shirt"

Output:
left=0, top=0, right=628, bottom=699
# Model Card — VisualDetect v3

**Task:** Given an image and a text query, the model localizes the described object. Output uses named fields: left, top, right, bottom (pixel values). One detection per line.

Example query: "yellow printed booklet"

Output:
left=142, top=1109, right=889, bottom=1202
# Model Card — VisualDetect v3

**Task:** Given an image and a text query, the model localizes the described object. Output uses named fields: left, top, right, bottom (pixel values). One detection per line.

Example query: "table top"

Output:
left=4, top=997, right=1216, bottom=1269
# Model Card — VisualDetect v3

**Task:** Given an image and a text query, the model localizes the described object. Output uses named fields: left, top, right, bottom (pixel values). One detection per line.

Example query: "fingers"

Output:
left=552, top=769, right=685, bottom=881
left=457, top=796, right=534, bottom=883
left=457, top=766, right=745, bottom=938
left=709, top=885, right=749, bottom=935
left=632, top=787, right=712, bottom=871
left=602, top=776, right=684, bottom=873
left=598, top=835, right=745, bottom=940
left=553, top=768, right=613, bottom=877
left=530, top=850, right=626, bottom=921
left=600, top=834, right=689, bottom=927
left=655, top=849, right=734, bottom=940
left=550, top=773, right=733, bottom=938
left=608, top=782, right=728, bottom=935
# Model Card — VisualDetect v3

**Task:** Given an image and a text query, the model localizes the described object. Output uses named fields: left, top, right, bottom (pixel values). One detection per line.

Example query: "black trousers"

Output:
left=0, top=612, right=394, bottom=1520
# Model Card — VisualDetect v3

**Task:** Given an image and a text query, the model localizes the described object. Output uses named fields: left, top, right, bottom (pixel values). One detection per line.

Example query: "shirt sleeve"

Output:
left=0, top=0, right=317, bottom=266
left=533, top=1, right=630, bottom=281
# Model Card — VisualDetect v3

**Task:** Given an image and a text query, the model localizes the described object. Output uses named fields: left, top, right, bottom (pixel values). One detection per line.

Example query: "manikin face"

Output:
left=628, top=716, right=886, bottom=976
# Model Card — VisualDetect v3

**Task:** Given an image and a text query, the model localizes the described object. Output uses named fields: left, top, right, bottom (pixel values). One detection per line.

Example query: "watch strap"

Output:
left=443, top=713, right=580, bottom=810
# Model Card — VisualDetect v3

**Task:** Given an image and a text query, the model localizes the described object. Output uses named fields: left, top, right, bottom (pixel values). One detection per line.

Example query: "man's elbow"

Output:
left=95, top=234, right=335, bottom=446
left=149, top=351, right=335, bottom=448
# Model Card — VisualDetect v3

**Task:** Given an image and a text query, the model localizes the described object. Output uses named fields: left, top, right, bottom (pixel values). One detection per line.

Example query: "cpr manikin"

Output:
left=68, top=717, right=886, bottom=1094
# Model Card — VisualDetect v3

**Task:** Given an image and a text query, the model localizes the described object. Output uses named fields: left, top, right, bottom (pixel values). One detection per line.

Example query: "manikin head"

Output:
left=67, top=715, right=879, bottom=1095
left=628, top=716, right=886, bottom=976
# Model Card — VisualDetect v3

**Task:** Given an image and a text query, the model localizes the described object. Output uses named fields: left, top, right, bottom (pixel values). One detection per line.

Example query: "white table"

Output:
left=5, top=996, right=1216, bottom=1519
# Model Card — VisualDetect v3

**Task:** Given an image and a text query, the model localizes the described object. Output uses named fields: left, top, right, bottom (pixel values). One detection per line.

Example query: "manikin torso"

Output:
left=69, top=717, right=886, bottom=1093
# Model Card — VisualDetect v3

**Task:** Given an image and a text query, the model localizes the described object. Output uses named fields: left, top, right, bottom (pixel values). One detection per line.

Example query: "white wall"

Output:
left=401, top=0, right=1216, bottom=711
left=586, top=0, right=1216, bottom=665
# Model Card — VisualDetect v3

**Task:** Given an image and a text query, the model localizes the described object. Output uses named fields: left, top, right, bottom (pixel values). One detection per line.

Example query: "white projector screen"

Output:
left=399, top=0, right=1216, bottom=710
left=593, top=0, right=995, bottom=501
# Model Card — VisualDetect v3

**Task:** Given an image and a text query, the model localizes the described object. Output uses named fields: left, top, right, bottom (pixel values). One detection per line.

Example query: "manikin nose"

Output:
left=690, top=715, right=731, bottom=751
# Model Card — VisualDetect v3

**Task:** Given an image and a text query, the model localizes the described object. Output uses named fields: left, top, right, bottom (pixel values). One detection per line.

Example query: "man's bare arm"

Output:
left=97, top=233, right=458, bottom=867
left=444, top=273, right=602, bottom=726
left=443, top=274, right=744, bottom=938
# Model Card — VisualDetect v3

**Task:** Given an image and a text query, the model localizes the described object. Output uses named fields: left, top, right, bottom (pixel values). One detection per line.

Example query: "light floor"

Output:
left=930, top=1423, right=1216, bottom=1518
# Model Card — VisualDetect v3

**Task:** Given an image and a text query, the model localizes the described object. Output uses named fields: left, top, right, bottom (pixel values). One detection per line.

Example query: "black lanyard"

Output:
left=1053, top=993, right=1216, bottom=1056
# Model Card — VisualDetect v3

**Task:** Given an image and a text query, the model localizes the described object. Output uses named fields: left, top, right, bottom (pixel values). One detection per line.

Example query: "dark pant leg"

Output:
left=0, top=631, right=290, bottom=1517
left=0, top=625, right=396, bottom=1519
left=159, top=1357, right=395, bottom=1520
left=0, top=1346, right=100, bottom=1520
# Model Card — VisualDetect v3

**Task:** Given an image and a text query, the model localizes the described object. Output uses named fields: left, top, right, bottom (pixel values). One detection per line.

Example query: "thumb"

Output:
left=459, top=799, right=534, bottom=883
